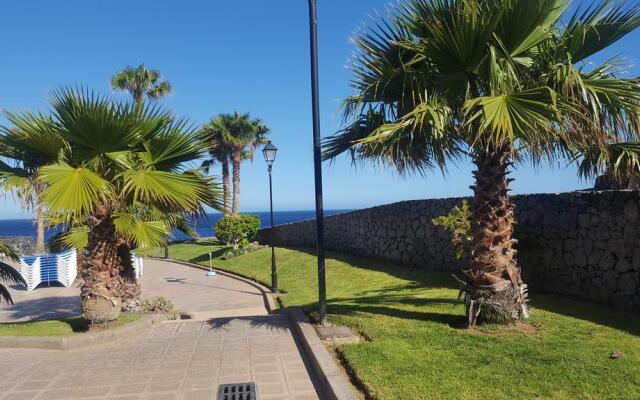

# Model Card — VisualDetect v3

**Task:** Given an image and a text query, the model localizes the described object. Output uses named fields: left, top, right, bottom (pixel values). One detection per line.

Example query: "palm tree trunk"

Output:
left=222, top=159, right=231, bottom=215
left=80, top=204, right=122, bottom=326
left=35, top=204, right=45, bottom=255
left=117, top=239, right=141, bottom=312
left=232, top=149, right=241, bottom=215
left=463, top=147, right=529, bottom=326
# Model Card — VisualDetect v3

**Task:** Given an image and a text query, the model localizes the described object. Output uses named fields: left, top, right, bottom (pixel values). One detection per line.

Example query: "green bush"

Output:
left=432, top=200, right=471, bottom=260
left=215, top=214, right=261, bottom=248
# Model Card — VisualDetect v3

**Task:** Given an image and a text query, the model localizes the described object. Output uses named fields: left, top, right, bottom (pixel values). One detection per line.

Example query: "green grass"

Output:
left=0, top=314, right=142, bottom=337
left=141, top=242, right=640, bottom=400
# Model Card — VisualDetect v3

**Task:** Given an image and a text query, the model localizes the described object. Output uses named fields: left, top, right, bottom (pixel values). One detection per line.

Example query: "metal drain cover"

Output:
left=218, top=382, right=257, bottom=400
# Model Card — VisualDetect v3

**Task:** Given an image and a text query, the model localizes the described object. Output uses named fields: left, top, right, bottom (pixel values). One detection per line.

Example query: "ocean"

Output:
left=0, top=210, right=351, bottom=242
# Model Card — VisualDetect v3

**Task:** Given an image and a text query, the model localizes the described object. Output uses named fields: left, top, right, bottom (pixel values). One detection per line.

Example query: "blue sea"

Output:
left=0, top=210, right=351, bottom=242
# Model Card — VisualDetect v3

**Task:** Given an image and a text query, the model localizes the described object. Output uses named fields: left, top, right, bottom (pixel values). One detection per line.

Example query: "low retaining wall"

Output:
left=256, top=190, right=640, bottom=311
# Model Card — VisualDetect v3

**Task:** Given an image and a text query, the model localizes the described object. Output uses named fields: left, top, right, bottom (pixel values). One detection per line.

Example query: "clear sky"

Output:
left=1, top=0, right=640, bottom=219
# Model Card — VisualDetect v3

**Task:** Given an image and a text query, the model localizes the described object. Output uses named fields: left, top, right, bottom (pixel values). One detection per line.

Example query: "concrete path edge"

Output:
left=152, top=257, right=277, bottom=312
left=0, top=314, right=166, bottom=350
left=285, top=307, right=359, bottom=400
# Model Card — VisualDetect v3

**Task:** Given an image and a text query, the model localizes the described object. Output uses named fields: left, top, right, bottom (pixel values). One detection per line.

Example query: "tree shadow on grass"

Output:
left=531, top=294, right=640, bottom=336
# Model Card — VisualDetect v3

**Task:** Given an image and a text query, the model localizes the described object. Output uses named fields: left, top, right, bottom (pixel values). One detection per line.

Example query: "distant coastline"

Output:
left=0, top=209, right=352, bottom=241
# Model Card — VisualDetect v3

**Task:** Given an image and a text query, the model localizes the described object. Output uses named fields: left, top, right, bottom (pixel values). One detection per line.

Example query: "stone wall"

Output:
left=0, top=236, right=35, bottom=256
left=256, top=190, right=640, bottom=311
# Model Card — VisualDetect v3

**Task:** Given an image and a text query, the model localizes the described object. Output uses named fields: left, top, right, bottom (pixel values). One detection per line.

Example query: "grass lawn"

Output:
left=0, top=314, right=142, bottom=337
left=141, top=241, right=640, bottom=400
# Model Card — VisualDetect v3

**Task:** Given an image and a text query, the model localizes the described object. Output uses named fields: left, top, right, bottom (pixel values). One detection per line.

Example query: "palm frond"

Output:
left=38, top=163, right=112, bottom=218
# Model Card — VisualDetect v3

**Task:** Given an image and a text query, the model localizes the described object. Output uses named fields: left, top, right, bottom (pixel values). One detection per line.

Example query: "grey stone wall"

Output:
left=0, top=236, right=35, bottom=256
left=256, top=190, right=640, bottom=311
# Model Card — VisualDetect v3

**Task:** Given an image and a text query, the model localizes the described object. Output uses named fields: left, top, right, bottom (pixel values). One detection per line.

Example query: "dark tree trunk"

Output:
left=117, top=240, right=141, bottom=312
left=222, top=159, right=231, bottom=215
left=80, top=205, right=122, bottom=325
left=463, top=147, right=529, bottom=325
left=232, top=149, right=241, bottom=215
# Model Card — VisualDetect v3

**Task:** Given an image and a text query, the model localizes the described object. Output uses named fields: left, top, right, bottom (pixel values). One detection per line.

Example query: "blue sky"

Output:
left=1, top=0, right=640, bottom=219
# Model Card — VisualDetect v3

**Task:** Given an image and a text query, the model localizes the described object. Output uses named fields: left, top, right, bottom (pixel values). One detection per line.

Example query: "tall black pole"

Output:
left=308, top=0, right=327, bottom=326
left=268, top=165, right=278, bottom=293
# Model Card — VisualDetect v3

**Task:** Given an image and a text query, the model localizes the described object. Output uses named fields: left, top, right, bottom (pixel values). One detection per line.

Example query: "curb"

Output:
left=0, top=314, right=165, bottom=350
left=285, top=307, right=359, bottom=400
left=150, top=257, right=277, bottom=313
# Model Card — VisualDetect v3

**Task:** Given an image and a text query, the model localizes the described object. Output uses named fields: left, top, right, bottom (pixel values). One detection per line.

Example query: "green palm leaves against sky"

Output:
left=323, top=0, right=640, bottom=172
left=111, top=64, right=172, bottom=104
left=37, top=88, right=222, bottom=249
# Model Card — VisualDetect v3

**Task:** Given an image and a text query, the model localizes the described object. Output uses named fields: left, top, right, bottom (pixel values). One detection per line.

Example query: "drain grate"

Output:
left=218, top=382, right=258, bottom=400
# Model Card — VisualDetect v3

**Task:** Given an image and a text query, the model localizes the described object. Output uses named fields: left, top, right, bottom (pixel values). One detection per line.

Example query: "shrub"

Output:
left=432, top=200, right=471, bottom=260
left=221, top=241, right=265, bottom=260
left=141, top=296, right=175, bottom=314
left=215, top=214, right=261, bottom=249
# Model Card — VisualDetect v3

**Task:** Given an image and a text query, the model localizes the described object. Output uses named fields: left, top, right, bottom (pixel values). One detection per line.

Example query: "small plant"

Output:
left=141, top=296, right=175, bottom=314
left=432, top=200, right=472, bottom=260
left=215, top=214, right=261, bottom=249
left=221, top=241, right=265, bottom=260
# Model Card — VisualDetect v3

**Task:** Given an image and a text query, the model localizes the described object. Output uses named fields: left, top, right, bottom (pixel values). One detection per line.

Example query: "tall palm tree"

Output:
left=0, top=113, right=66, bottom=254
left=323, top=0, right=640, bottom=325
left=0, top=240, right=25, bottom=304
left=111, top=64, right=172, bottom=105
left=37, top=87, right=222, bottom=325
left=206, top=112, right=268, bottom=215
left=200, top=117, right=234, bottom=215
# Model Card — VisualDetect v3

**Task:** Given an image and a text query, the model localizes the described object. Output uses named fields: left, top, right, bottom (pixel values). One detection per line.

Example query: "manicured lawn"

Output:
left=142, top=242, right=640, bottom=400
left=0, top=314, right=142, bottom=337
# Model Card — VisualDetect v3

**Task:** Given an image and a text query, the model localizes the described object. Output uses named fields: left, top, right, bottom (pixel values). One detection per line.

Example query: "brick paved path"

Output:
left=0, top=316, right=321, bottom=400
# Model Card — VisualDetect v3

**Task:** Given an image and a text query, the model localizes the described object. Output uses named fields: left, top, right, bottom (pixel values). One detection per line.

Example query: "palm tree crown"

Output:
left=111, top=64, right=172, bottom=104
left=203, top=112, right=269, bottom=215
left=323, top=0, right=640, bottom=325
left=0, top=112, right=67, bottom=253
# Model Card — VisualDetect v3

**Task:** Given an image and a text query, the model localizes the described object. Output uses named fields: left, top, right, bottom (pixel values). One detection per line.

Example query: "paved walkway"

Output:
left=0, top=259, right=267, bottom=323
left=0, top=259, right=322, bottom=399
left=0, top=316, right=321, bottom=400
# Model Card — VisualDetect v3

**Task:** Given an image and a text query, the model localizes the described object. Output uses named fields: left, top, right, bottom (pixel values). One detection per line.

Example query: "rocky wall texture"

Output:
left=0, top=236, right=35, bottom=256
left=256, top=190, right=640, bottom=311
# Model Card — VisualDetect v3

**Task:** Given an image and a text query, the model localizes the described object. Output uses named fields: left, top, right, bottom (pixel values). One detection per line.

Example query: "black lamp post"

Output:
left=307, top=0, right=327, bottom=326
left=262, top=140, right=279, bottom=293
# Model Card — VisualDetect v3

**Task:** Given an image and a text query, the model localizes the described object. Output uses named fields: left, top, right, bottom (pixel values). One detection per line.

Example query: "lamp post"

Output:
left=262, top=140, right=279, bottom=293
left=307, top=0, right=327, bottom=326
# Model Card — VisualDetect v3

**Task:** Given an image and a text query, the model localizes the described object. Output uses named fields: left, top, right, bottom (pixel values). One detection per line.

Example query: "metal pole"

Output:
left=308, top=0, right=327, bottom=326
left=269, top=165, right=278, bottom=293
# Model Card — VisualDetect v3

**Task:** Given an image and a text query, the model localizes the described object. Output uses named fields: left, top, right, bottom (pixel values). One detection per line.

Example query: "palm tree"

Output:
left=323, top=0, right=640, bottom=325
left=0, top=240, right=25, bottom=304
left=111, top=64, right=172, bottom=105
left=205, top=112, right=268, bottom=215
left=0, top=113, right=66, bottom=254
left=37, top=87, right=222, bottom=325
left=200, top=117, right=234, bottom=215
left=574, top=141, right=640, bottom=190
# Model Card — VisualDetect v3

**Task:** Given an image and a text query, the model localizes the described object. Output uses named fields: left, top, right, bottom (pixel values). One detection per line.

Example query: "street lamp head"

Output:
left=262, top=141, right=278, bottom=167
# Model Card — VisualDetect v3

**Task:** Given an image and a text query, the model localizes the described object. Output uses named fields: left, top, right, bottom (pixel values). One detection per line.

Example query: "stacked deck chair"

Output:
left=19, top=249, right=77, bottom=290
left=131, top=253, right=144, bottom=278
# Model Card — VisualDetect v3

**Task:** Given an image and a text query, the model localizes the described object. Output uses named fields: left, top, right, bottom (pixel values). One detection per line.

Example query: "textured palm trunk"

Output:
left=222, top=159, right=231, bottom=215
left=35, top=204, right=45, bottom=255
left=232, top=149, right=241, bottom=215
left=463, top=148, right=529, bottom=325
left=81, top=205, right=122, bottom=326
left=117, top=240, right=141, bottom=312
